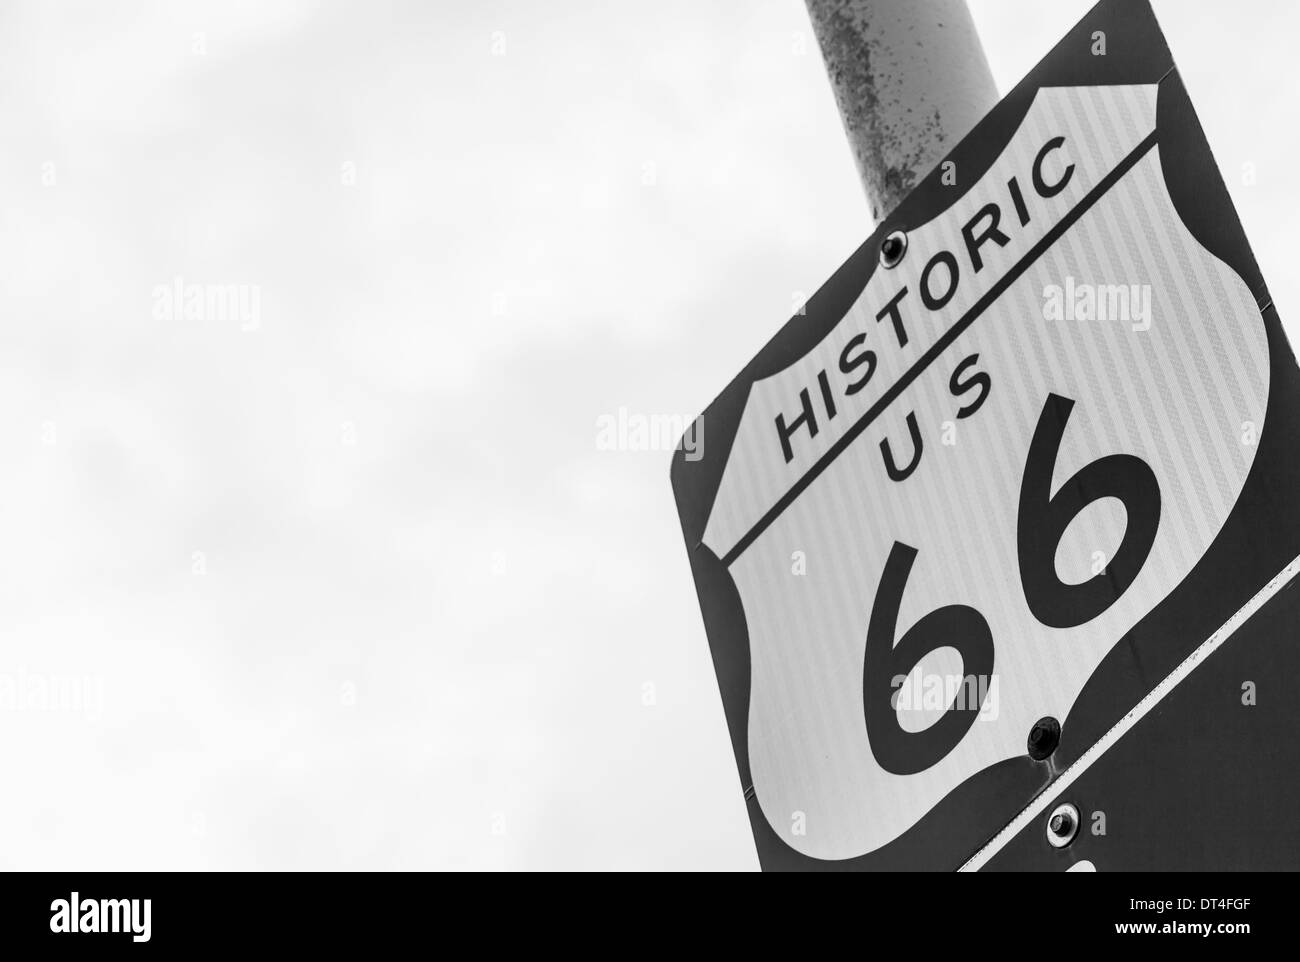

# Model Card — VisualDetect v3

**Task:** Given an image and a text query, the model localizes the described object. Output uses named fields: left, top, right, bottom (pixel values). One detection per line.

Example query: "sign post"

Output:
left=805, top=0, right=998, bottom=220
left=674, top=0, right=1300, bottom=871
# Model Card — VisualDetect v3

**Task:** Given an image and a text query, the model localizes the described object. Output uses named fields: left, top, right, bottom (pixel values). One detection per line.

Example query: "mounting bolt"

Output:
left=879, top=230, right=908, bottom=269
left=1047, top=802, right=1080, bottom=848
left=1027, top=716, right=1061, bottom=761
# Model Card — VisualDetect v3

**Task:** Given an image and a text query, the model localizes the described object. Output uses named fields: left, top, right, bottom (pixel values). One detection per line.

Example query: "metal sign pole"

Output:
left=805, top=0, right=999, bottom=222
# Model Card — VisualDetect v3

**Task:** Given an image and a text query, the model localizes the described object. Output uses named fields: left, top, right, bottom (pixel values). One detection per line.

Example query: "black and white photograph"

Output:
left=0, top=0, right=1294, bottom=941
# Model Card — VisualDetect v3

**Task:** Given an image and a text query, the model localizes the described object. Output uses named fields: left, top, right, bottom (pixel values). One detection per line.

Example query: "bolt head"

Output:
left=1047, top=802, right=1081, bottom=849
left=879, top=230, right=908, bottom=268
left=1027, top=715, right=1061, bottom=760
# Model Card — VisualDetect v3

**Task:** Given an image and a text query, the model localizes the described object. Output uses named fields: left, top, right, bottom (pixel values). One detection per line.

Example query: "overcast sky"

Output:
left=0, top=0, right=1295, bottom=870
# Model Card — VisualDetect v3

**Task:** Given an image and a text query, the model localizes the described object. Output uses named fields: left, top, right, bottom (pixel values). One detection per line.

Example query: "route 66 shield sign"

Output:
left=671, top=0, right=1300, bottom=870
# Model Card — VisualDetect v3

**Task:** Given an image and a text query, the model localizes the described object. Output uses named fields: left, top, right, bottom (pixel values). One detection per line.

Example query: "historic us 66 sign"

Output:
left=671, top=0, right=1300, bottom=871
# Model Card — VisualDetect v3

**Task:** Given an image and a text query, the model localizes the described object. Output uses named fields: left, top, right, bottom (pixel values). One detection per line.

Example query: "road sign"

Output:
left=671, top=0, right=1300, bottom=870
